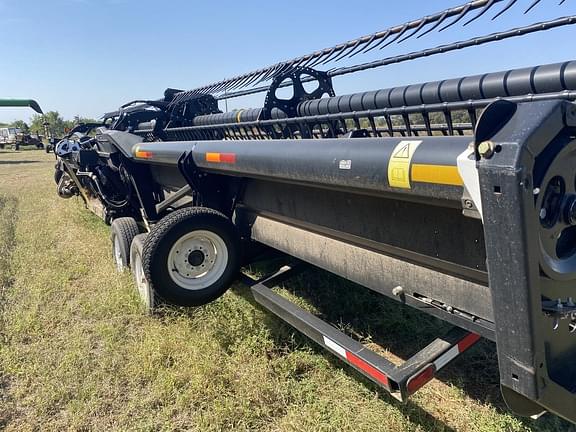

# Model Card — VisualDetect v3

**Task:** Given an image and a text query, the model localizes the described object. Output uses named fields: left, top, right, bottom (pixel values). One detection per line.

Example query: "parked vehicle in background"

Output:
left=0, top=127, right=44, bottom=150
left=0, top=99, right=43, bottom=150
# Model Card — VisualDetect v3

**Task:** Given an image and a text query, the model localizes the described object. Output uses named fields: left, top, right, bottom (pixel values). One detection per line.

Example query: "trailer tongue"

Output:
left=53, top=0, right=576, bottom=425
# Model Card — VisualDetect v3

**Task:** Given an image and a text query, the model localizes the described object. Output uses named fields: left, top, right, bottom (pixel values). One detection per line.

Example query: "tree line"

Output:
left=2, top=112, right=98, bottom=137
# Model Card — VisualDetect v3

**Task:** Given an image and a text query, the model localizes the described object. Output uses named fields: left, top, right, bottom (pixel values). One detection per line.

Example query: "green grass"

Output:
left=0, top=150, right=574, bottom=431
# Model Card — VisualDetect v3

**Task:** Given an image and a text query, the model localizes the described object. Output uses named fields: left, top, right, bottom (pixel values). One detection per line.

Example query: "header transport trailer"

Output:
left=53, top=0, right=576, bottom=425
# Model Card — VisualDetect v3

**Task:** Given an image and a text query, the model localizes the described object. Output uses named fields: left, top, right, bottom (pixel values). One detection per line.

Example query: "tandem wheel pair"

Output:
left=110, top=207, right=241, bottom=311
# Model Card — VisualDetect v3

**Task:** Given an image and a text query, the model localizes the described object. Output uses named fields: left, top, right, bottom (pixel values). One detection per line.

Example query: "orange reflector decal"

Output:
left=411, top=164, right=463, bottom=186
left=205, top=152, right=236, bottom=164
left=135, top=150, right=153, bottom=159
left=206, top=152, right=221, bottom=162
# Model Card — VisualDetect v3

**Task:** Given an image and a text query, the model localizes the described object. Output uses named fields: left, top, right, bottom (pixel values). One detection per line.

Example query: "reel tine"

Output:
left=439, top=3, right=472, bottom=32
left=184, top=0, right=569, bottom=96
left=492, top=0, right=518, bottom=20
left=321, top=46, right=346, bottom=65
left=257, top=65, right=283, bottom=84
left=417, top=11, right=449, bottom=38
left=290, top=57, right=311, bottom=71
left=317, top=48, right=338, bottom=66
left=229, top=73, right=257, bottom=90
left=305, top=48, right=336, bottom=68
left=248, top=69, right=272, bottom=87
left=349, top=34, right=377, bottom=58
left=229, top=72, right=257, bottom=90
left=267, top=61, right=299, bottom=82
left=559, top=0, right=567, bottom=4
left=331, top=39, right=363, bottom=63
left=302, top=53, right=325, bottom=68
left=362, top=31, right=392, bottom=54
left=213, top=81, right=232, bottom=93
left=463, top=0, right=498, bottom=26
left=525, top=0, right=543, bottom=13
left=245, top=70, right=273, bottom=88
left=380, top=24, right=411, bottom=49
left=397, top=16, right=431, bottom=43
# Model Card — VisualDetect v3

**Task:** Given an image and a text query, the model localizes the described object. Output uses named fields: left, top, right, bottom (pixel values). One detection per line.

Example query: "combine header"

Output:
left=53, top=0, right=576, bottom=424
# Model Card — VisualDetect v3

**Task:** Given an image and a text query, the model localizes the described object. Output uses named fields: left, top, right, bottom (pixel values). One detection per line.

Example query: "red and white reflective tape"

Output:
left=434, top=332, right=481, bottom=371
left=407, top=332, right=481, bottom=395
left=322, top=336, right=390, bottom=387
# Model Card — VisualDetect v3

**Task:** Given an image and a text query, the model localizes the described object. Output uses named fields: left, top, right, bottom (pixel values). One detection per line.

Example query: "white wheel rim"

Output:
left=167, top=230, right=228, bottom=291
left=113, top=236, right=124, bottom=272
left=133, top=250, right=152, bottom=308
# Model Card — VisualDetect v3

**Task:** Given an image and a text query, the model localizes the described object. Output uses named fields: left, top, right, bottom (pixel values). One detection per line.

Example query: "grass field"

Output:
left=0, top=150, right=574, bottom=432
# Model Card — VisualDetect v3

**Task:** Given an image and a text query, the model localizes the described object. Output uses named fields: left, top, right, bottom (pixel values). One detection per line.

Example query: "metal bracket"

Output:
left=244, top=264, right=481, bottom=402
left=262, top=67, right=335, bottom=121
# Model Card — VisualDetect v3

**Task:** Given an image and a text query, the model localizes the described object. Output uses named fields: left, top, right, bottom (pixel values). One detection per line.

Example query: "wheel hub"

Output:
left=187, top=250, right=205, bottom=267
left=167, top=230, right=229, bottom=291
left=171, top=234, right=217, bottom=279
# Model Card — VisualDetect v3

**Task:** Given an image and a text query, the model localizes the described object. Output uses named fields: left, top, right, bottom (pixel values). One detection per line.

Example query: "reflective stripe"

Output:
left=434, top=345, right=459, bottom=370
left=135, top=150, right=153, bottom=159
left=346, top=352, right=389, bottom=386
left=205, top=152, right=237, bottom=164
left=323, top=336, right=347, bottom=357
left=411, top=164, right=463, bottom=186
left=433, top=332, right=480, bottom=372
left=322, top=336, right=389, bottom=387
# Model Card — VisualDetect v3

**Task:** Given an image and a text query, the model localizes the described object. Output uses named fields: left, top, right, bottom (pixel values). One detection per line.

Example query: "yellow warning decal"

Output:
left=387, top=140, right=422, bottom=189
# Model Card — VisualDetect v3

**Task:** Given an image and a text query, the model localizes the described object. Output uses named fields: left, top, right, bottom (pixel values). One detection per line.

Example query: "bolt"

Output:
left=478, top=141, right=495, bottom=159
left=392, top=286, right=404, bottom=296
left=446, top=306, right=454, bottom=313
left=540, top=208, right=547, bottom=220
left=464, top=200, right=474, bottom=209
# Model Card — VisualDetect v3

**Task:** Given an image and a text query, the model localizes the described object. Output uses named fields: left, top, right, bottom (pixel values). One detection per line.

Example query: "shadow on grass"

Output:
left=0, top=160, right=40, bottom=165
left=229, top=262, right=575, bottom=432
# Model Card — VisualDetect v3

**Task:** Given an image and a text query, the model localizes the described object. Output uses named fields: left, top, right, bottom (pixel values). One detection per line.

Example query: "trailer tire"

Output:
left=111, top=217, right=140, bottom=272
left=130, top=234, right=155, bottom=312
left=142, top=207, right=240, bottom=307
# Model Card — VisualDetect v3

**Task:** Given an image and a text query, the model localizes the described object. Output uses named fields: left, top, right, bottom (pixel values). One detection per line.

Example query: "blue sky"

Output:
left=0, top=0, right=574, bottom=123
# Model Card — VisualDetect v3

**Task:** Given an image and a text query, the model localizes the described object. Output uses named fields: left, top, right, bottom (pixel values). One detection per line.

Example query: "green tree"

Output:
left=10, top=120, right=29, bottom=133
left=30, top=111, right=67, bottom=137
